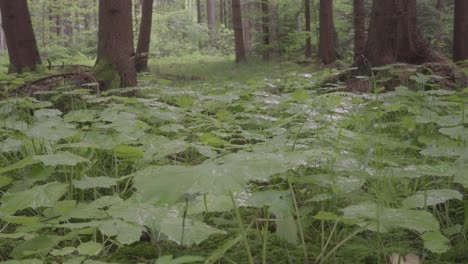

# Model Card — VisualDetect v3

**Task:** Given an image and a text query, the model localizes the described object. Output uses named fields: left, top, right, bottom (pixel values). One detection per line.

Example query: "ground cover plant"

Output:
left=0, top=57, right=467, bottom=264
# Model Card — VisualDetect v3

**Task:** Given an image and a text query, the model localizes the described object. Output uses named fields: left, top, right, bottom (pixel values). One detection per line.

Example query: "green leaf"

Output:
left=0, top=156, right=39, bottom=175
left=77, top=241, right=102, bottom=256
left=0, top=176, right=13, bottom=188
left=0, top=182, right=68, bottom=214
left=402, top=189, right=463, bottom=208
left=155, top=255, right=204, bottom=264
left=421, top=231, right=450, bottom=253
left=34, top=152, right=90, bottom=166
left=113, top=145, right=144, bottom=161
left=0, top=260, right=43, bottom=264
left=11, top=235, right=62, bottom=258
left=342, top=202, right=440, bottom=233
left=73, top=176, right=117, bottom=189
left=200, top=133, right=229, bottom=148
left=99, top=219, right=142, bottom=245
left=50, top=247, right=76, bottom=256
left=160, top=214, right=225, bottom=245
left=0, top=138, right=23, bottom=153
left=314, top=211, right=339, bottom=221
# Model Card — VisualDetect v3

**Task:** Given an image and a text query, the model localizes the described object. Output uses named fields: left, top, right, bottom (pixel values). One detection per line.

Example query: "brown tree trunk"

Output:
left=135, top=0, right=154, bottom=72
left=207, top=0, right=216, bottom=31
left=454, top=0, right=468, bottom=62
left=261, top=0, right=270, bottom=60
left=362, top=0, right=436, bottom=68
left=319, top=0, right=337, bottom=64
left=220, top=0, right=225, bottom=27
left=0, top=0, right=42, bottom=73
left=232, top=0, right=246, bottom=62
left=196, top=0, right=202, bottom=24
left=434, top=0, right=444, bottom=50
left=353, top=0, right=365, bottom=61
left=304, top=0, right=312, bottom=58
left=96, top=0, right=137, bottom=88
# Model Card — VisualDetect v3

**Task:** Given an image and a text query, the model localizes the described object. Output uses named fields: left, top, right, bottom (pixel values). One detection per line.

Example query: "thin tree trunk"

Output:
left=454, top=0, right=468, bottom=61
left=135, top=0, right=154, bottom=72
left=231, top=0, right=245, bottom=62
left=207, top=0, right=216, bottom=31
left=96, top=0, right=137, bottom=88
left=434, top=0, right=444, bottom=50
left=304, top=0, right=312, bottom=58
left=261, top=0, right=270, bottom=60
left=318, top=0, right=336, bottom=64
left=353, top=0, right=365, bottom=61
left=0, top=0, right=42, bottom=73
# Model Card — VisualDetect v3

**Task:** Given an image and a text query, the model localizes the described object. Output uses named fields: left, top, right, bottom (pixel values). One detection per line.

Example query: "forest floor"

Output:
left=0, top=56, right=467, bottom=264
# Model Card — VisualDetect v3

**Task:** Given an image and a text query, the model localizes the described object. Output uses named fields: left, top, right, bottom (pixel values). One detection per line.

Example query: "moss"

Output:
left=94, top=60, right=121, bottom=89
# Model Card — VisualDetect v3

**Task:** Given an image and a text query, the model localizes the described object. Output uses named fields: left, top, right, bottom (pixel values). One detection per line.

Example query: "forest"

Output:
left=0, top=0, right=467, bottom=263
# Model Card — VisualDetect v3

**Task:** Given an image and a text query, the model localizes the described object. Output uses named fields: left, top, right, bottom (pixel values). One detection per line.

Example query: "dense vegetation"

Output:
left=0, top=0, right=467, bottom=264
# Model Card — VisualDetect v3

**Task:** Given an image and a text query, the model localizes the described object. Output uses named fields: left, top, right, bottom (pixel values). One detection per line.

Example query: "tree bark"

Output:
left=353, top=0, right=365, bottom=61
left=231, top=0, right=246, bottom=62
left=261, top=0, right=270, bottom=60
left=135, top=0, right=154, bottom=72
left=207, top=0, right=216, bottom=31
left=0, top=0, right=42, bottom=73
left=304, top=0, right=312, bottom=58
left=196, top=0, right=202, bottom=24
left=319, top=0, right=337, bottom=64
left=362, top=0, right=436, bottom=68
left=454, top=0, right=468, bottom=62
left=96, top=0, right=137, bottom=88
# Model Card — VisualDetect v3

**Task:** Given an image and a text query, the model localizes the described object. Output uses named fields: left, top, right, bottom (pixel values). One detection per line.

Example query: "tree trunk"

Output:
left=135, top=0, right=154, bottom=72
left=304, top=0, right=312, bottom=58
left=362, top=0, right=436, bottom=68
left=454, top=0, right=468, bottom=62
left=196, top=0, right=202, bottom=24
left=318, top=0, right=337, bottom=64
left=261, top=0, right=270, bottom=60
left=0, top=0, right=42, bottom=73
left=96, top=0, right=137, bottom=88
left=434, top=0, right=444, bottom=50
left=353, top=0, right=365, bottom=61
left=241, top=1, right=252, bottom=51
left=207, top=0, right=216, bottom=31
left=231, top=0, right=246, bottom=62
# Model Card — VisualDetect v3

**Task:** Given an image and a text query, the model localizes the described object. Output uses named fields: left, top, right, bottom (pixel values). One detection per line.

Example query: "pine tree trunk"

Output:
left=96, top=0, right=137, bottom=88
left=353, top=0, right=365, bottom=61
left=135, top=0, right=154, bottom=72
left=231, top=0, right=246, bottom=62
left=363, top=0, right=436, bottom=67
left=318, top=0, right=337, bottom=64
left=454, top=0, right=468, bottom=62
left=0, top=0, right=42, bottom=73
left=207, top=0, right=216, bottom=31
left=261, top=0, right=270, bottom=60
left=304, top=0, right=312, bottom=59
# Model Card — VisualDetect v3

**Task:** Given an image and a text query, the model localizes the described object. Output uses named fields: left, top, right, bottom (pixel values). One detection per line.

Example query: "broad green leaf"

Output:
left=160, top=214, right=225, bottom=245
left=0, top=182, right=68, bottom=214
left=34, top=152, right=89, bottom=166
left=439, top=126, right=468, bottom=141
left=113, top=145, right=144, bottom=161
left=314, top=211, right=339, bottom=221
left=155, top=255, right=204, bottom=264
left=342, top=202, right=439, bottom=233
left=421, top=231, right=450, bottom=253
left=73, top=176, right=117, bottom=189
left=99, top=219, right=142, bottom=245
left=26, top=119, right=78, bottom=141
left=0, top=138, right=23, bottom=153
left=0, top=260, right=43, bottom=264
left=454, top=156, right=468, bottom=188
left=200, top=133, right=229, bottom=148
left=402, top=189, right=463, bottom=208
left=0, top=176, right=13, bottom=188
left=1, top=215, right=40, bottom=224
left=0, top=156, right=39, bottom=175
left=11, top=235, right=62, bottom=258
left=50, top=247, right=76, bottom=256
left=77, top=241, right=102, bottom=256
